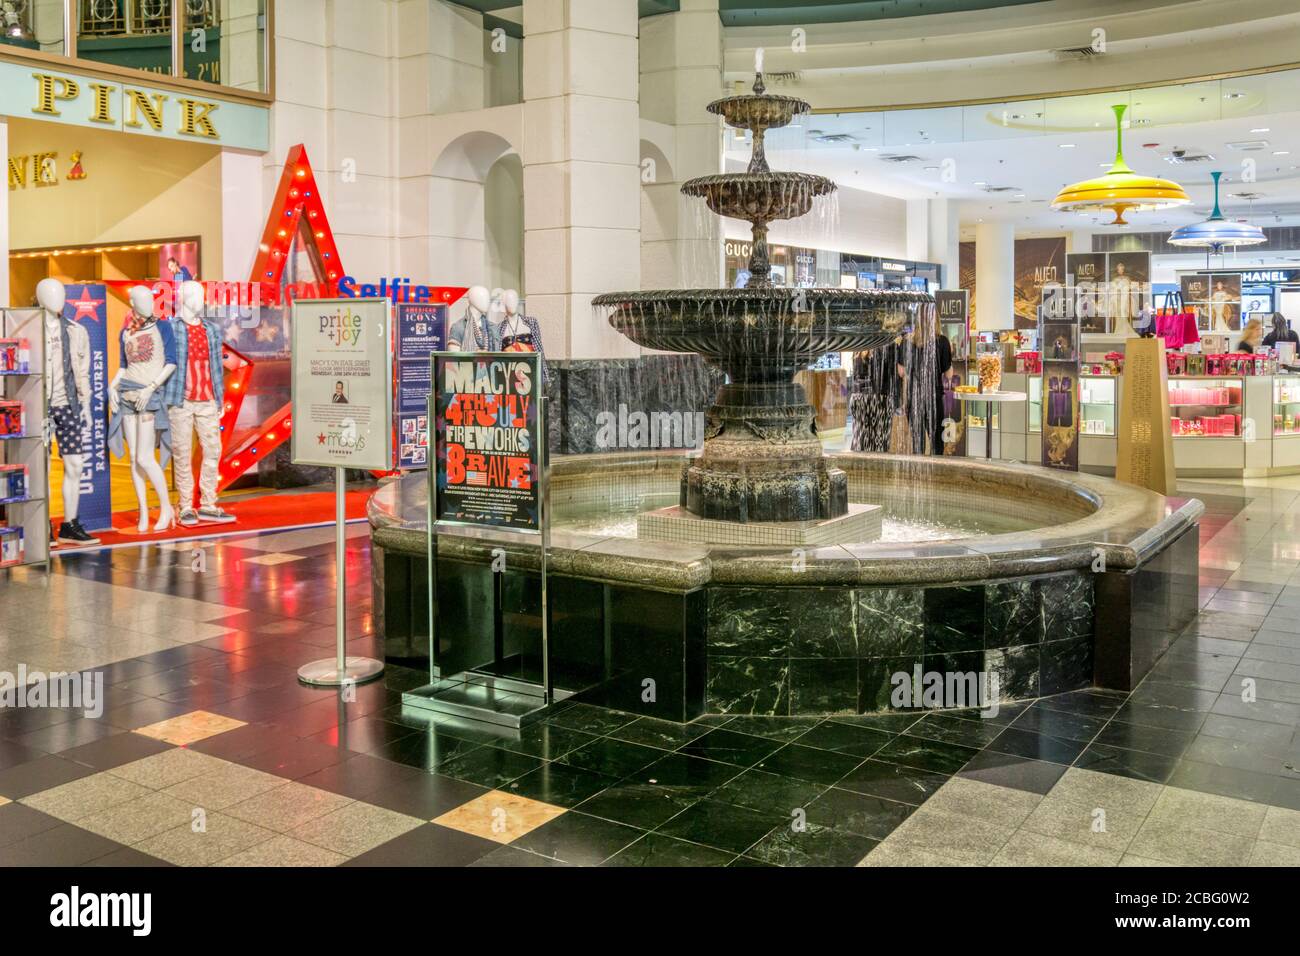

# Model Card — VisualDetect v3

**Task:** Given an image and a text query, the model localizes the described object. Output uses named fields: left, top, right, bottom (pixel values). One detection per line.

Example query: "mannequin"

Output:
left=109, top=286, right=177, bottom=533
left=37, top=278, right=99, bottom=545
left=164, top=281, right=234, bottom=526
left=495, top=289, right=547, bottom=377
left=446, top=285, right=501, bottom=352
left=1109, top=261, right=1136, bottom=336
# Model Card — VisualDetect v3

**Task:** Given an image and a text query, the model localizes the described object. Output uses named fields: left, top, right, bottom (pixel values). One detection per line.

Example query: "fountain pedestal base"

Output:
left=638, top=502, right=882, bottom=547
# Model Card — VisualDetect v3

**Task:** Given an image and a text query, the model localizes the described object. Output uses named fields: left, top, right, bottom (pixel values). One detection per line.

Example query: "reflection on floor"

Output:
left=1, top=478, right=1299, bottom=867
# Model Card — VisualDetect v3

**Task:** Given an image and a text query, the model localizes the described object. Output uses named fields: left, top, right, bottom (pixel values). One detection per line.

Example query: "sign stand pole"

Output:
left=298, top=471, right=386, bottom=687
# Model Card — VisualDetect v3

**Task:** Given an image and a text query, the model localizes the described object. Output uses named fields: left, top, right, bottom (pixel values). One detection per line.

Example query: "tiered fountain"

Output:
left=595, top=70, right=930, bottom=544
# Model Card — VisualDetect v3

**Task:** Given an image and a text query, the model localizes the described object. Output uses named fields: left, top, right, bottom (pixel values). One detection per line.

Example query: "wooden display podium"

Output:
left=1116, top=337, right=1177, bottom=495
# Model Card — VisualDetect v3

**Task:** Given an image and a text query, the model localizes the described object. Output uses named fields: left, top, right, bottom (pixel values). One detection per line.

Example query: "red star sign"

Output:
left=69, top=286, right=105, bottom=321
left=317, top=432, right=327, bottom=445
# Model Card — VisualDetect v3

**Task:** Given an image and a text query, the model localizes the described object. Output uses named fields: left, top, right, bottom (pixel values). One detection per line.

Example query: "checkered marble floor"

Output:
left=0, top=484, right=1299, bottom=867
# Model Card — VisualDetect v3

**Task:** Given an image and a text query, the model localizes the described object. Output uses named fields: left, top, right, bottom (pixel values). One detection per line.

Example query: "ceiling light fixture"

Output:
left=1052, top=104, right=1190, bottom=225
left=1166, top=170, right=1266, bottom=251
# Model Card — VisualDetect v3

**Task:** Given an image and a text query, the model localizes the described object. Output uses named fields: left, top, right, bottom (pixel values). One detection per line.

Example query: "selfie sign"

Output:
left=433, top=352, right=541, bottom=532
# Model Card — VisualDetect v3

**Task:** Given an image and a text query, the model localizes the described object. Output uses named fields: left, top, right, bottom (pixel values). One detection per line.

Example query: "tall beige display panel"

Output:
left=1116, top=338, right=1177, bottom=495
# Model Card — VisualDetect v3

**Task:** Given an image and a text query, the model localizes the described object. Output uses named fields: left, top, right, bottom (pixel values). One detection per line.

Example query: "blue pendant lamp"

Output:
left=1167, top=172, right=1266, bottom=251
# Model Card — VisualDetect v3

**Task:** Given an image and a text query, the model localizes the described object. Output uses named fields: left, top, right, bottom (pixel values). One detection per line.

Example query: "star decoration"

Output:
left=317, top=433, right=327, bottom=445
left=67, top=286, right=105, bottom=321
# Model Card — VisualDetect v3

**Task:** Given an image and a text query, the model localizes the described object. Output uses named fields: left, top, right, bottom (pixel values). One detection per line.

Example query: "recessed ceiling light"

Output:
left=1251, top=127, right=1270, bottom=133
left=973, top=181, right=987, bottom=186
left=1225, top=92, right=1245, bottom=99
left=1274, top=150, right=1290, bottom=155
left=1059, top=143, right=1077, bottom=149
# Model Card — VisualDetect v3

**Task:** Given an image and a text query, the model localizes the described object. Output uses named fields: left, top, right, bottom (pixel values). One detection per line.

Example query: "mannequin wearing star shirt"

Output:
left=37, top=279, right=100, bottom=546
left=109, top=286, right=177, bottom=533
left=164, top=281, right=234, bottom=527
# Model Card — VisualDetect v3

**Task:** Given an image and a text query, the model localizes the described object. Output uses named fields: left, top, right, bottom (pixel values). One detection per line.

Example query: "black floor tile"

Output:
left=557, top=738, right=665, bottom=778
left=714, top=715, right=821, bottom=741
left=506, top=762, right=617, bottom=808
left=2, top=823, right=125, bottom=866
left=0, top=738, right=49, bottom=772
left=0, top=803, right=63, bottom=848
left=710, top=768, right=828, bottom=815
left=836, top=759, right=949, bottom=804
left=756, top=743, right=864, bottom=785
left=544, top=703, right=637, bottom=736
left=295, top=753, right=428, bottom=805
left=987, top=727, right=1088, bottom=765
left=494, top=723, right=598, bottom=760
left=791, top=720, right=893, bottom=757
left=468, top=845, right=570, bottom=867
left=607, top=716, right=710, bottom=750
left=235, top=737, right=350, bottom=780
left=655, top=798, right=784, bottom=855
left=58, top=732, right=173, bottom=771
left=871, top=735, right=979, bottom=775
left=343, top=823, right=497, bottom=866
left=1093, top=720, right=1196, bottom=760
left=437, top=746, right=545, bottom=790
left=1073, top=743, right=1179, bottom=784
left=680, top=728, right=784, bottom=767
left=957, top=750, right=1067, bottom=795
left=604, top=832, right=734, bottom=866
left=745, top=823, right=878, bottom=867
left=511, top=811, right=643, bottom=865
left=0, top=754, right=97, bottom=800
left=906, top=713, right=1004, bottom=749
left=575, top=780, right=699, bottom=830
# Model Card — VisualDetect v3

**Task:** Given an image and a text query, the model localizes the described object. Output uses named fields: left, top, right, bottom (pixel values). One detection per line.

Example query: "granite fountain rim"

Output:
left=368, top=451, right=1204, bottom=592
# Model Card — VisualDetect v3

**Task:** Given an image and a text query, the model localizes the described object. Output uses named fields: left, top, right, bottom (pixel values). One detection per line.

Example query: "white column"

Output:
left=0, top=120, right=8, bottom=307
left=927, top=199, right=960, bottom=288
left=523, top=0, right=642, bottom=360
left=220, top=149, right=264, bottom=281
left=1067, top=229, right=1094, bottom=254
left=639, top=0, right=723, bottom=290
left=975, top=220, right=1015, bottom=331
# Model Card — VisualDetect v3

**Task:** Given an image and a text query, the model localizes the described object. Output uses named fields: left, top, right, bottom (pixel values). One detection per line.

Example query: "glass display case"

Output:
left=1168, top=377, right=1243, bottom=437
left=1080, top=375, right=1118, bottom=436
left=1274, top=376, right=1300, bottom=436
left=1028, top=376, right=1042, bottom=433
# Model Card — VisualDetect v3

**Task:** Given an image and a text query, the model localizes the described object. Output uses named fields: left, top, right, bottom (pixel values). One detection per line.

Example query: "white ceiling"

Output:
left=722, top=70, right=1300, bottom=239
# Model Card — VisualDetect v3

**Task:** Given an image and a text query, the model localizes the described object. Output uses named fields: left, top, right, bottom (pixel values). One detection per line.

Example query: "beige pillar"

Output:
left=522, top=0, right=642, bottom=359
left=639, top=0, right=724, bottom=290
left=975, top=220, right=1015, bottom=331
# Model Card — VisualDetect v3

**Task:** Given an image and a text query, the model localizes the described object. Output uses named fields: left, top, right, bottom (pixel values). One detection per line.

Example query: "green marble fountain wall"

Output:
left=381, top=548, right=1094, bottom=722
left=705, top=572, right=1094, bottom=716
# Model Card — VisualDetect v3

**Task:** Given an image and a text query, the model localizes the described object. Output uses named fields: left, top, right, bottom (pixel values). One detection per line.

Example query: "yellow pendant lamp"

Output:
left=1052, top=104, right=1190, bottom=225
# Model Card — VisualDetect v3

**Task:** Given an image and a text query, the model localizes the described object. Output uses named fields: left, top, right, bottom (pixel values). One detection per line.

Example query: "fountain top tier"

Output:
left=594, top=72, right=934, bottom=526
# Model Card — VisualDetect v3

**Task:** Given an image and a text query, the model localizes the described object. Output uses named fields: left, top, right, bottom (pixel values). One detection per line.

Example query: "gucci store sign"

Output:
left=0, top=60, right=268, bottom=152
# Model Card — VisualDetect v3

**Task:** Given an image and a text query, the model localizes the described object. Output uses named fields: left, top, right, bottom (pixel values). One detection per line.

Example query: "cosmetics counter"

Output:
left=965, top=370, right=1300, bottom=477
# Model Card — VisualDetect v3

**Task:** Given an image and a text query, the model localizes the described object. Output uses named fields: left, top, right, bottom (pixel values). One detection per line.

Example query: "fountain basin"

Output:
left=370, top=452, right=1202, bottom=721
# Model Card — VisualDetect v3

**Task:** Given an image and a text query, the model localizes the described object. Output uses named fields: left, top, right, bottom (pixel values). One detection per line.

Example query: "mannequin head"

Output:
left=36, top=278, right=66, bottom=318
left=502, top=290, right=520, bottom=316
left=128, top=285, right=155, bottom=319
left=466, top=285, right=491, bottom=316
left=179, top=280, right=205, bottom=322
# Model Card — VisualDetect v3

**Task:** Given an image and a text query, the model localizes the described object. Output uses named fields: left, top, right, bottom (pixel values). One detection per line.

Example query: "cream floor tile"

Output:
left=162, top=763, right=287, bottom=811
left=433, top=790, right=566, bottom=844
left=241, top=553, right=307, bottom=567
left=223, top=782, right=355, bottom=832
left=77, top=792, right=196, bottom=845
left=990, top=830, right=1122, bottom=867
left=1118, top=854, right=1179, bottom=866
left=109, top=746, right=228, bottom=789
left=1128, top=818, right=1255, bottom=867
left=1248, top=840, right=1300, bottom=866
left=19, top=772, right=151, bottom=823
left=217, top=834, right=348, bottom=867
left=134, top=812, right=277, bottom=866
left=919, top=777, right=1042, bottom=829
left=1020, top=793, right=1149, bottom=853
left=1145, top=786, right=1267, bottom=839
left=288, top=802, right=425, bottom=859
left=1258, top=805, right=1300, bottom=848
left=1048, top=767, right=1163, bottom=814
left=883, top=807, right=1015, bottom=865
left=858, top=841, right=986, bottom=866
left=133, top=710, right=247, bottom=746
